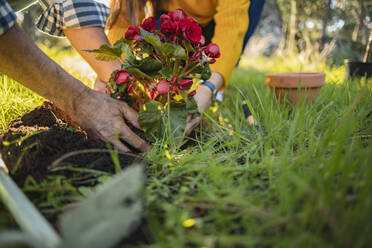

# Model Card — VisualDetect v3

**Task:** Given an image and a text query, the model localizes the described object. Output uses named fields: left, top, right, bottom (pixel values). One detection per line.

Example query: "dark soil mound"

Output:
left=0, top=102, right=141, bottom=186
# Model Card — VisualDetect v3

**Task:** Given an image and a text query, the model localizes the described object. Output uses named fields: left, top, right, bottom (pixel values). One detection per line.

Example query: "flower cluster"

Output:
left=89, top=9, right=220, bottom=142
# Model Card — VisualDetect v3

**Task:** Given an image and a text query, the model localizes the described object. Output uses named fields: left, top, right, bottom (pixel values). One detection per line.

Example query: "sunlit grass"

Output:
left=0, top=44, right=96, bottom=131
left=0, top=76, right=43, bottom=130
left=1, top=47, right=372, bottom=247
left=38, top=44, right=96, bottom=88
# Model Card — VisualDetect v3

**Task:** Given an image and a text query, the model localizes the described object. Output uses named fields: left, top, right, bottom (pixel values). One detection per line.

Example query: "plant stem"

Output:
left=173, top=59, right=180, bottom=76
left=184, top=76, right=202, bottom=80
left=179, top=62, right=201, bottom=79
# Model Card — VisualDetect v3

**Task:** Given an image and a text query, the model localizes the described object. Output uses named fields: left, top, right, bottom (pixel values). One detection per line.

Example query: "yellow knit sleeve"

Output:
left=107, top=14, right=130, bottom=45
left=210, top=0, right=250, bottom=90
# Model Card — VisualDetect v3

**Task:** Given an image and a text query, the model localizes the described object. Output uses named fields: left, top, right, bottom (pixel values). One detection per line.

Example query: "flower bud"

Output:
left=188, top=90, right=196, bottom=97
left=178, top=79, right=193, bottom=91
left=149, top=86, right=158, bottom=99
left=169, top=9, right=188, bottom=21
left=140, top=17, right=156, bottom=33
left=127, top=81, right=135, bottom=92
left=204, top=43, right=220, bottom=58
left=114, top=70, right=131, bottom=85
left=157, top=80, right=171, bottom=95
left=125, top=26, right=142, bottom=41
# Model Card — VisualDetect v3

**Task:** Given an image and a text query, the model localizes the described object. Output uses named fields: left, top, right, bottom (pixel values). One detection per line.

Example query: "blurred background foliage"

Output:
left=17, top=0, right=371, bottom=68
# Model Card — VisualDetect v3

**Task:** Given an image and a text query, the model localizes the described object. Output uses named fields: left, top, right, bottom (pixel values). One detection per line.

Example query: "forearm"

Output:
left=0, top=24, right=89, bottom=114
left=64, top=27, right=121, bottom=82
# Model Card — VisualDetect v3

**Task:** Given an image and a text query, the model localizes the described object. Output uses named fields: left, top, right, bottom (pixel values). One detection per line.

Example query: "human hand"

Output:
left=94, top=78, right=107, bottom=93
left=70, top=88, right=151, bottom=152
left=185, top=72, right=224, bottom=136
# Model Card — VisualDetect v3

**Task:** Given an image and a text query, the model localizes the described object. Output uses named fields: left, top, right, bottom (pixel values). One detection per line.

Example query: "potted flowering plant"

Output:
left=88, top=9, right=220, bottom=143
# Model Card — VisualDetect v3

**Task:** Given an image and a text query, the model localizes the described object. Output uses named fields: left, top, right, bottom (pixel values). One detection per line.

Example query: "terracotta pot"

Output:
left=265, top=73, right=325, bottom=104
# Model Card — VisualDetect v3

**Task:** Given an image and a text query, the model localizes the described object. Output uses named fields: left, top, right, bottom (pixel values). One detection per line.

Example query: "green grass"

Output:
left=1, top=49, right=372, bottom=247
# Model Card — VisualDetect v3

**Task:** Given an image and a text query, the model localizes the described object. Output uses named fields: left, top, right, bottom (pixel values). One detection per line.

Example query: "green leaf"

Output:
left=162, top=43, right=175, bottom=57
left=186, top=97, right=199, bottom=116
left=144, top=36, right=163, bottom=53
left=85, top=42, right=123, bottom=61
left=183, top=40, right=195, bottom=52
left=109, top=70, right=119, bottom=90
left=60, top=165, right=145, bottom=248
left=159, top=66, right=173, bottom=81
left=201, top=64, right=212, bottom=80
left=172, top=45, right=187, bottom=60
left=138, top=57, right=162, bottom=73
left=166, top=102, right=188, bottom=143
left=139, top=26, right=155, bottom=38
left=136, top=43, right=154, bottom=55
left=138, top=101, right=165, bottom=142
left=126, top=68, right=153, bottom=81
left=144, top=36, right=187, bottom=60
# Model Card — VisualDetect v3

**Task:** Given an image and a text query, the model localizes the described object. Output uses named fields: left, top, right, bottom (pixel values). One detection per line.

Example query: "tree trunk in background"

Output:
left=352, top=0, right=366, bottom=44
left=286, top=0, right=297, bottom=52
left=363, top=31, right=372, bottom=62
left=321, top=0, right=332, bottom=49
left=360, top=0, right=368, bottom=45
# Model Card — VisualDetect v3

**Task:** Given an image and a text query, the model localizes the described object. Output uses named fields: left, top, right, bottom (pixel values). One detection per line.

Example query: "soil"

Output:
left=0, top=102, right=151, bottom=245
left=0, top=102, right=142, bottom=186
left=0, top=102, right=202, bottom=246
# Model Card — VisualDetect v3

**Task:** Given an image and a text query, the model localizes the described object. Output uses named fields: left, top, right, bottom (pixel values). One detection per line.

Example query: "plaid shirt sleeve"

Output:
left=36, top=0, right=109, bottom=36
left=0, top=0, right=17, bottom=36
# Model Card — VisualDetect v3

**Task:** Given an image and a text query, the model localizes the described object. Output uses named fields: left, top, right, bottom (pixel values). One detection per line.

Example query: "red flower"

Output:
left=204, top=43, right=220, bottom=58
left=160, top=19, right=176, bottom=35
left=188, top=90, right=196, bottom=97
left=157, top=80, right=171, bottom=95
left=149, top=86, right=158, bottom=99
left=125, top=26, right=141, bottom=41
left=160, top=14, right=171, bottom=24
left=173, top=21, right=183, bottom=35
left=173, top=84, right=179, bottom=95
left=169, top=9, right=188, bottom=21
left=192, top=51, right=203, bottom=58
left=140, top=17, right=156, bottom=33
left=178, top=79, right=193, bottom=91
left=114, top=70, right=131, bottom=85
left=170, top=76, right=178, bottom=84
left=198, top=35, right=205, bottom=46
left=209, top=58, right=216, bottom=64
left=182, top=20, right=202, bottom=43
left=127, top=81, right=135, bottom=92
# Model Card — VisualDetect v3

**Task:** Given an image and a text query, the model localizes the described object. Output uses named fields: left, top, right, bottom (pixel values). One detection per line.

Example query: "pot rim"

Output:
left=265, top=72, right=325, bottom=88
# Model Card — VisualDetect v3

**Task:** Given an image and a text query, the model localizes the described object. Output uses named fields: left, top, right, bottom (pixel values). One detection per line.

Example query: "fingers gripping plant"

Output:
left=89, top=9, right=220, bottom=142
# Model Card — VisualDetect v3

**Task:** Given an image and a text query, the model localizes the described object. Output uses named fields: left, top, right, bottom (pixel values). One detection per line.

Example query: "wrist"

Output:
left=50, top=77, right=91, bottom=117
left=210, top=72, right=224, bottom=90
left=198, top=84, right=213, bottom=99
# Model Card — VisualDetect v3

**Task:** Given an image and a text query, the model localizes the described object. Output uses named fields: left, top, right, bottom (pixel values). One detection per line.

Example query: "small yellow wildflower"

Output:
left=211, top=102, right=219, bottom=113
left=143, top=105, right=147, bottom=111
left=229, top=129, right=235, bottom=136
left=183, top=218, right=196, bottom=228
left=218, top=115, right=224, bottom=125
left=2, top=141, right=10, bottom=146
left=157, top=105, right=162, bottom=111
left=165, top=150, right=172, bottom=160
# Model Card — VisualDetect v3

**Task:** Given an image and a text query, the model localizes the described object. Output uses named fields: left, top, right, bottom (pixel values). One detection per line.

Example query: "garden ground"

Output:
left=0, top=46, right=372, bottom=247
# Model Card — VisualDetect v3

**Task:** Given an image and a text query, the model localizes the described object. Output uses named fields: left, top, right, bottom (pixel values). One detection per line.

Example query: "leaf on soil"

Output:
left=60, top=164, right=145, bottom=248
